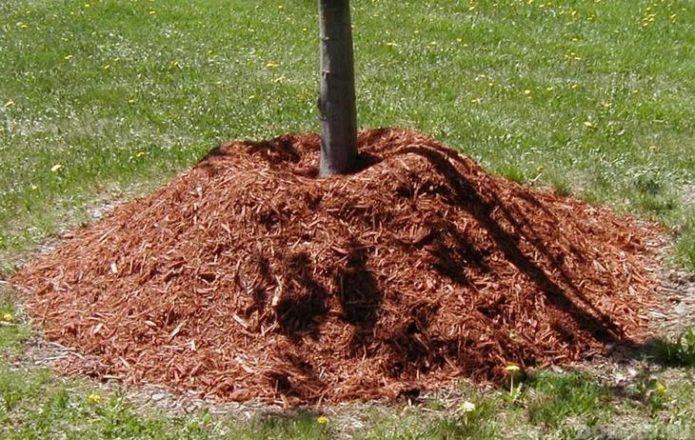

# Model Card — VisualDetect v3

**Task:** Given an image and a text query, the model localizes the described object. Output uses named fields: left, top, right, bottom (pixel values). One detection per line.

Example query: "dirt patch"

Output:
left=9, top=128, right=662, bottom=405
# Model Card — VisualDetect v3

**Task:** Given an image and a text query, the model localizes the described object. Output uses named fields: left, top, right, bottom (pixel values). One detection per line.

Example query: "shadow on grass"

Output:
left=237, top=410, right=331, bottom=440
left=645, top=328, right=695, bottom=367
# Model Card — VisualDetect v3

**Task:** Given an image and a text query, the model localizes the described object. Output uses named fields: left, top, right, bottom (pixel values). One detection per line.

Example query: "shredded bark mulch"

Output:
left=10, top=128, right=661, bottom=405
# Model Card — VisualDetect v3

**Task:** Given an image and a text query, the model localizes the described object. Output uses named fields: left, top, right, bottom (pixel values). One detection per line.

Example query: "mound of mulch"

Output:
left=10, top=128, right=661, bottom=405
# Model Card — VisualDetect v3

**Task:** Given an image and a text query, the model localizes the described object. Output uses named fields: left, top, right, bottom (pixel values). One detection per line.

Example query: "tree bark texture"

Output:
left=318, top=0, right=358, bottom=176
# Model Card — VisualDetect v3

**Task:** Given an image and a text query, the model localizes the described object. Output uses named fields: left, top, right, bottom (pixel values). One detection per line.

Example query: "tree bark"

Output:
left=318, top=0, right=358, bottom=176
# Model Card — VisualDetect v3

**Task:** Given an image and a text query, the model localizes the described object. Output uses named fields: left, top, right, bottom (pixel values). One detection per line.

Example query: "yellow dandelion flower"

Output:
left=1, top=313, right=13, bottom=322
left=64, top=54, right=73, bottom=60
left=583, top=121, right=595, bottom=128
left=51, top=164, right=63, bottom=172
left=317, top=415, right=329, bottom=425
left=654, top=381, right=667, bottom=395
left=87, top=393, right=102, bottom=404
left=504, top=363, right=521, bottom=374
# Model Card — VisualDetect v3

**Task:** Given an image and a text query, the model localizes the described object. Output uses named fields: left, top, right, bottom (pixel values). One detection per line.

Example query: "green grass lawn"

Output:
left=1, top=0, right=695, bottom=438
left=0, top=0, right=693, bottom=270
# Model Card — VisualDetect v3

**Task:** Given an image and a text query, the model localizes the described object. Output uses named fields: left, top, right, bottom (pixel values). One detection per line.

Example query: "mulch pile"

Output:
left=10, top=128, right=661, bottom=405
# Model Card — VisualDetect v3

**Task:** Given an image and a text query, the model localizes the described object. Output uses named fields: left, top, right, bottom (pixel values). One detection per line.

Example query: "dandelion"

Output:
left=1, top=313, right=13, bottom=322
left=51, top=164, right=63, bottom=172
left=504, top=363, right=523, bottom=402
left=317, top=415, right=329, bottom=425
left=265, top=62, right=280, bottom=68
left=654, top=381, right=667, bottom=395
left=524, top=89, right=532, bottom=95
left=458, top=401, right=476, bottom=413
left=583, top=121, right=595, bottom=128
left=87, top=393, right=102, bottom=404
left=64, top=54, right=73, bottom=60
left=641, top=13, right=656, bottom=27
left=648, top=145, right=657, bottom=152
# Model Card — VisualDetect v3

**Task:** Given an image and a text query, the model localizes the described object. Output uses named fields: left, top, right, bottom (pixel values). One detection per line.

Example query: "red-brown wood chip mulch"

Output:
left=10, top=128, right=662, bottom=405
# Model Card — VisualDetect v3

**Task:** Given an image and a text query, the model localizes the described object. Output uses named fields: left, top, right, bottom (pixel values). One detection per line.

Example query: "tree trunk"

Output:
left=318, top=0, right=358, bottom=176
